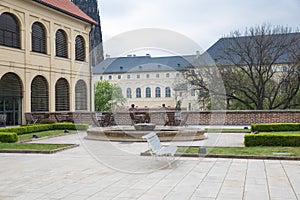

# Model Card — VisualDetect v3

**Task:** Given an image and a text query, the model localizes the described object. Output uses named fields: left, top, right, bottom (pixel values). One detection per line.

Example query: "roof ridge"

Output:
left=33, top=0, right=97, bottom=25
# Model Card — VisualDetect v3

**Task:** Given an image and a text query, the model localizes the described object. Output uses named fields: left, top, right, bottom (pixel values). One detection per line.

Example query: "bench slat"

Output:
left=142, top=132, right=177, bottom=167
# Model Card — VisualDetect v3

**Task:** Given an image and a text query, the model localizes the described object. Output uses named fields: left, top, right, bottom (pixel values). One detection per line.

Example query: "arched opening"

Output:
left=165, top=87, right=171, bottom=97
left=146, top=87, right=151, bottom=98
left=155, top=87, right=161, bottom=98
left=136, top=88, right=141, bottom=98
left=55, top=29, right=68, bottom=58
left=31, top=75, right=49, bottom=112
left=0, top=72, right=23, bottom=125
left=75, top=80, right=87, bottom=110
left=126, top=88, right=132, bottom=98
left=75, top=35, right=85, bottom=61
left=55, top=78, right=69, bottom=111
left=32, top=22, right=46, bottom=54
left=0, top=12, right=21, bottom=49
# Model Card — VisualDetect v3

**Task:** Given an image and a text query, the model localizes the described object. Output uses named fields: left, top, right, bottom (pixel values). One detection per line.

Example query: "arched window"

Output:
left=155, top=87, right=161, bottom=98
left=55, top=78, right=69, bottom=111
left=32, top=22, right=46, bottom=53
left=126, top=88, right=132, bottom=98
left=55, top=29, right=68, bottom=58
left=75, top=35, right=85, bottom=61
left=0, top=13, right=20, bottom=48
left=136, top=88, right=141, bottom=98
left=75, top=80, right=87, bottom=110
left=31, top=76, right=49, bottom=112
left=0, top=72, right=23, bottom=125
left=146, top=87, right=151, bottom=98
left=165, top=87, right=171, bottom=97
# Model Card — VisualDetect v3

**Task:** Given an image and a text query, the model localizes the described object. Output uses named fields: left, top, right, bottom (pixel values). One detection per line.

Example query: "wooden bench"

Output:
left=25, top=113, right=38, bottom=124
left=142, top=132, right=177, bottom=167
left=0, top=114, right=7, bottom=127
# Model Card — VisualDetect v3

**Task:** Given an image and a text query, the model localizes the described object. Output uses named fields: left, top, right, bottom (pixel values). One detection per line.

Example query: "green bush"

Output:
left=52, top=123, right=88, bottom=130
left=0, top=132, right=18, bottom=143
left=0, top=123, right=88, bottom=135
left=251, top=123, right=300, bottom=132
left=1, top=124, right=53, bottom=135
left=244, top=133, right=300, bottom=147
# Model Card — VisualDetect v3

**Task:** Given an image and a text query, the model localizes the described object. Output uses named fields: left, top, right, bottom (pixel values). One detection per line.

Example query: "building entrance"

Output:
left=0, top=72, right=23, bottom=125
left=0, top=97, right=21, bottom=125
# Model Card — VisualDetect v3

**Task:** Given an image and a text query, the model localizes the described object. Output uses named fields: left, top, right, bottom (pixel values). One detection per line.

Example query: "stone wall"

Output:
left=67, top=110, right=300, bottom=126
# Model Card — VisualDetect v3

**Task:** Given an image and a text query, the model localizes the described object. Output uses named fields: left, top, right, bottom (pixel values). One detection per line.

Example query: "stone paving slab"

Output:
left=0, top=132, right=299, bottom=199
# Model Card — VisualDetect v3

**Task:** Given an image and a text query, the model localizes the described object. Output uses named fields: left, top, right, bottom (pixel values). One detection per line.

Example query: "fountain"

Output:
left=85, top=123, right=206, bottom=142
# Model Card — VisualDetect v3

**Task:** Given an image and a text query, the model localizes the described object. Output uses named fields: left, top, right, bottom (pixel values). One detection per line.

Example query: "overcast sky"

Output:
left=98, top=0, right=299, bottom=57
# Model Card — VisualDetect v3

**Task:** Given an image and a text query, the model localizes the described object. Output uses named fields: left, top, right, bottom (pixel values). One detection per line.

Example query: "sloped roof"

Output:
left=93, top=55, right=197, bottom=74
left=93, top=33, right=300, bottom=75
left=33, top=0, right=97, bottom=25
left=206, top=33, right=300, bottom=66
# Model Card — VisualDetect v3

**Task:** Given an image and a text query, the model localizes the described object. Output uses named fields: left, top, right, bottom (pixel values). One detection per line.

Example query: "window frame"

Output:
left=55, top=29, right=68, bottom=58
left=0, top=13, right=21, bottom=49
left=165, top=87, right=171, bottom=97
left=75, top=35, right=85, bottom=61
left=155, top=87, right=161, bottom=98
left=126, top=88, right=132, bottom=98
left=136, top=88, right=141, bottom=98
left=146, top=87, right=151, bottom=98
left=31, top=22, right=47, bottom=54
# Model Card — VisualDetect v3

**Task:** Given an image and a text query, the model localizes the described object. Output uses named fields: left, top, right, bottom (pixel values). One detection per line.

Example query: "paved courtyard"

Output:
left=0, top=131, right=299, bottom=200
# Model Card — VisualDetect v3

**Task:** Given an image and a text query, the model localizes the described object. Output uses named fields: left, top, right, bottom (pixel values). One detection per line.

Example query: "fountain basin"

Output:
left=134, top=123, right=156, bottom=131
left=85, top=125, right=206, bottom=142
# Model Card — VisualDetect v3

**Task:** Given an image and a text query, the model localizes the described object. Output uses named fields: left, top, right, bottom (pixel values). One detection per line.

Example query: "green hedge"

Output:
left=52, top=123, right=88, bottom=131
left=1, top=124, right=53, bottom=135
left=0, top=132, right=18, bottom=143
left=251, top=123, right=300, bottom=132
left=0, top=123, right=88, bottom=135
left=244, top=134, right=300, bottom=147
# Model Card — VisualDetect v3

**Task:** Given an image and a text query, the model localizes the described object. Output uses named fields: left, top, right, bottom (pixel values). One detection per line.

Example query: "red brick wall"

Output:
left=196, top=110, right=300, bottom=125
left=69, top=110, right=300, bottom=126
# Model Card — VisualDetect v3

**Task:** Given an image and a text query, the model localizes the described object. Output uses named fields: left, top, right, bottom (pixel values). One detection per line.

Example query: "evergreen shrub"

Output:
left=0, top=132, right=18, bottom=143
left=251, top=123, right=300, bottom=132
left=244, top=134, right=300, bottom=147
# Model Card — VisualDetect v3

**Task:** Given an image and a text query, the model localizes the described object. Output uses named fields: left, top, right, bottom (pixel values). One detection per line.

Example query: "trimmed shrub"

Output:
left=52, top=123, right=88, bottom=131
left=251, top=123, right=300, bottom=132
left=0, top=132, right=18, bottom=143
left=244, top=134, right=300, bottom=147
left=0, top=123, right=88, bottom=135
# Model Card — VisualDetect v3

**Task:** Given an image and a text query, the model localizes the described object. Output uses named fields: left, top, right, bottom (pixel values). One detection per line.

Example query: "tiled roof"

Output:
left=207, top=33, right=300, bottom=66
left=33, top=0, right=97, bottom=25
left=92, top=55, right=196, bottom=74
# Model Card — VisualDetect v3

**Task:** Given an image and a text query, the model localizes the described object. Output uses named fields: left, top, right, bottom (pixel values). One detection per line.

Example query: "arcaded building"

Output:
left=0, top=0, right=96, bottom=125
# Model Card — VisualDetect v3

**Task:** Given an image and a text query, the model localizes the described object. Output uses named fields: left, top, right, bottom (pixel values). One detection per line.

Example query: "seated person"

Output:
left=129, top=104, right=138, bottom=125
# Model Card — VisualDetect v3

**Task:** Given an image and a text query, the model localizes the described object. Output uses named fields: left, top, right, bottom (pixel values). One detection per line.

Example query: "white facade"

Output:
left=93, top=55, right=200, bottom=110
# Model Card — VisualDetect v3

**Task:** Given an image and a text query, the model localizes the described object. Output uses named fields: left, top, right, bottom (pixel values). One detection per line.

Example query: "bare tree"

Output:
left=185, top=25, right=300, bottom=110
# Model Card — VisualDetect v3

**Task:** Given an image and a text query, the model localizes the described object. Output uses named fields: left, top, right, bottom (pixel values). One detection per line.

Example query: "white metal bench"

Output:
left=142, top=132, right=177, bottom=167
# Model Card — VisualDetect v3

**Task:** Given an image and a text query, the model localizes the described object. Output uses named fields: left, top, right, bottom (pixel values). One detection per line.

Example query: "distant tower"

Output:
left=71, top=0, right=104, bottom=65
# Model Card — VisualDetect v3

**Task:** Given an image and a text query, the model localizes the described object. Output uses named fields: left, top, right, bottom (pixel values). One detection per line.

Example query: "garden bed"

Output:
left=0, top=143, right=79, bottom=154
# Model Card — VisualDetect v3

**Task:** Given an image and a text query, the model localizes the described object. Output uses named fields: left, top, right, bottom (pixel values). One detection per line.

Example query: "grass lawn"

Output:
left=0, top=143, right=73, bottom=151
left=177, top=146, right=300, bottom=157
left=0, top=130, right=78, bottom=152
left=205, top=128, right=251, bottom=133
left=18, top=130, right=77, bottom=142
